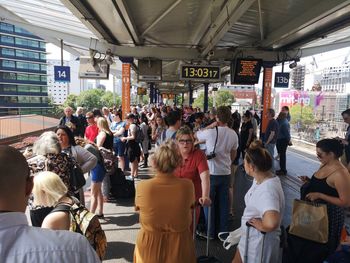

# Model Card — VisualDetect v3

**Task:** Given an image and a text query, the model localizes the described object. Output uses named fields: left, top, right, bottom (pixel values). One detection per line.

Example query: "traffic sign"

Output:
left=54, top=66, right=70, bottom=82
left=274, top=72, right=289, bottom=88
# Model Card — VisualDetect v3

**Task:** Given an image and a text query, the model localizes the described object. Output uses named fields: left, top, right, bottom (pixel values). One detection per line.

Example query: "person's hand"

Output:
left=248, top=218, right=264, bottom=232
left=298, top=176, right=310, bottom=184
left=199, top=196, right=211, bottom=206
left=121, top=137, right=126, bottom=142
left=306, top=192, right=323, bottom=202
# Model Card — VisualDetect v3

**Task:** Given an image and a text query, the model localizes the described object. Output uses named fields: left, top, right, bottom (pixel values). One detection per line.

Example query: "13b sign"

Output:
left=54, top=66, right=70, bottom=82
left=274, top=72, right=289, bottom=88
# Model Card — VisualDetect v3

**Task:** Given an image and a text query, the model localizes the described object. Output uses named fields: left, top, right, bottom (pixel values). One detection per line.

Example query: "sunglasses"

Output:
left=86, top=116, right=93, bottom=119
left=178, top=139, right=193, bottom=144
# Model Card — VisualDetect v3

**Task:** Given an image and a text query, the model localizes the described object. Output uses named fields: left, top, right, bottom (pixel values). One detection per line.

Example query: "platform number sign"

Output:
left=274, top=72, right=289, bottom=88
left=54, top=66, right=70, bottom=82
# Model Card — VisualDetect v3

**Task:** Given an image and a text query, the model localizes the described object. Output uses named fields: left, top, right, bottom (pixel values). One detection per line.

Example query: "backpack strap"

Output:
left=51, top=203, right=71, bottom=213
left=162, top=129, right=167, bottom=142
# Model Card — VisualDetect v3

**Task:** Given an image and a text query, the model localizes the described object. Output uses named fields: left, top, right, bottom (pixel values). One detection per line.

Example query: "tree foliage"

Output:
left=63, top=94, right=78, bottom=109
left=215, top=90, right=235, bottom=107
left=193, top=91, right=213, bottom=110
left=290, top=104, right=315, bottom=127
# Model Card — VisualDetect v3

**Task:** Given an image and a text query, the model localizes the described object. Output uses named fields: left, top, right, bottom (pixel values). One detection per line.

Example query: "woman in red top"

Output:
left=174, top=126, right=211, bottom=223
left=84, top=111, right=99, bottom=143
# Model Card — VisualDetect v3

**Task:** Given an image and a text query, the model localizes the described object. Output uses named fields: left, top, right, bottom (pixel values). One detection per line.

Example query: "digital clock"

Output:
left=180, top=65, right=221, bottom=81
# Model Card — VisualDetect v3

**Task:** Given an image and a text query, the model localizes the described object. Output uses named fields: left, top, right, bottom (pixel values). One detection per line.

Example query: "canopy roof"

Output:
left=1, top=0, right=350, bottom=93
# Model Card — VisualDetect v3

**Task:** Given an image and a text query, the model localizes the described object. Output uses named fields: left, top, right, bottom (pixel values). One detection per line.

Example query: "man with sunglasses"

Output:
left=84, top=111, right=99, bottom=143
left=0, top=146, right=100, bottom=263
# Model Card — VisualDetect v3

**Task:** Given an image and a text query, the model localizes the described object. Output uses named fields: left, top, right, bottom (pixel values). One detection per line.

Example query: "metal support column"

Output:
left=189, top=81, right=193, bottom=106
left=204, top=83, right=209, bottom=112
left=150, top=83, right=155, bottom=104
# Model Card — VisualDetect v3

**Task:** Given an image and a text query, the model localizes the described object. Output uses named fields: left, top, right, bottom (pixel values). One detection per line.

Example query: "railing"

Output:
left=0, top=114, right=59, bottom=144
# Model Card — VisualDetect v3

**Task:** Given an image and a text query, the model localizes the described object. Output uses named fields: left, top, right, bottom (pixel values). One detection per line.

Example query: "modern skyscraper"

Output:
left=0, top=22, right=48, bottom=116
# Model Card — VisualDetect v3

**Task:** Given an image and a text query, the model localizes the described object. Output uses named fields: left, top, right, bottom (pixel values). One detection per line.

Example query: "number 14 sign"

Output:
left=54, top=66, right=70, bottom=82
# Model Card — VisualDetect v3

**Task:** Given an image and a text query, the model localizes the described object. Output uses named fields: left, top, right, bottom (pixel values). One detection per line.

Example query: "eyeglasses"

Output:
left=178, top=139, right=193, bottom=144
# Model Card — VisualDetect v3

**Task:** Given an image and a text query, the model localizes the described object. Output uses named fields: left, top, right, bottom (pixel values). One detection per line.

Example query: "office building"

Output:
left=0, top=22, right=48, bottom=115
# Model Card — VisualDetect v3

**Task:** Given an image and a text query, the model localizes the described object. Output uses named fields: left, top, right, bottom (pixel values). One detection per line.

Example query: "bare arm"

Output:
left=231, top=148, right=237, bottom=163
left=307, top=170, right=350, bottom=207
left=199, top=170, right=211, bottom=206
left=247, top=128, right=254, bottom=146
left=249, top=210, right=281, bottom=232
left=41, top=211, right=70, bottom=231
left=266, top=131, right=275, bottom=145
left=113, top=127, right=125, bottom=137
left=96, top=132, right=106, bottom=147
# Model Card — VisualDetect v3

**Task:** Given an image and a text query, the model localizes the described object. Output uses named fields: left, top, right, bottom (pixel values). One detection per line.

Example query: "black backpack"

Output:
left=135, top=124, right=145, bottom=143
left=110, top=168, right=135, bottom=199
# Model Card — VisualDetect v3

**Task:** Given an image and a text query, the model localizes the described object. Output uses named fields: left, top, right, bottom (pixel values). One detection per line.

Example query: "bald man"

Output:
left=0, top=146, right=100, bottom=263
left=59, top=106, right=79, bottom=136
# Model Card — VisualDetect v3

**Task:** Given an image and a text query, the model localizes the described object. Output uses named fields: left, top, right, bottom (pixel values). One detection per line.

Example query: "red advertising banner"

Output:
left=261, top=67, right=272, bottom=133
left=122, top=63, right=131, bottom=119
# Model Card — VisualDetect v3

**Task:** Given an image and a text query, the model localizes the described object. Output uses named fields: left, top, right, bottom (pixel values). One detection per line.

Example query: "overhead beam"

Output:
left=112, top=0, right=142, bottom=45
left=260, top=0, right=350, bottom=49
left=300, top=41, right=350, bottom=57
left=64, top=0, right=119, bottom=44
left=200, top=0, right=256, bottom=57
left=141, top=0, right=182, bottom=37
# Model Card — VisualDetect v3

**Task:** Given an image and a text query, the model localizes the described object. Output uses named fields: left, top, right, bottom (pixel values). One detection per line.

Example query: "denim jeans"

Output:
left=265, top=143, right=276, bottom=171
left=204, top=175, right=230, bottom=238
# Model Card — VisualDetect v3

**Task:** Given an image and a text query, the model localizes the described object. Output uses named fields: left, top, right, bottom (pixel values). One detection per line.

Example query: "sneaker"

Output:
left=276, top=170, right=287, bottom=176
left=125, top=175, right=134, bottom=181
left=196, top=230, right=214, bottom=240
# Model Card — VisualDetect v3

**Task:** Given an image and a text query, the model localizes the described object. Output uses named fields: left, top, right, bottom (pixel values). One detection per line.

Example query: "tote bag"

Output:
left=289, top=199, right=328, bottom=243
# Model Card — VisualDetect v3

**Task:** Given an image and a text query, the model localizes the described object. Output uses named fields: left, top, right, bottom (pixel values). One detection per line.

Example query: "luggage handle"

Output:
left=246, top=221, right=266, bottom=235
left=193, top=202, right=211, bottom=257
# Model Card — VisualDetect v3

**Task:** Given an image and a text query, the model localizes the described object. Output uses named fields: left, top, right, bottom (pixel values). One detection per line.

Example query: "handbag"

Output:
left=99, top=147, right=116, bottom=173
left=69, top=160, right=86, bottom=192
left=289, top=199, right=329, bottom=243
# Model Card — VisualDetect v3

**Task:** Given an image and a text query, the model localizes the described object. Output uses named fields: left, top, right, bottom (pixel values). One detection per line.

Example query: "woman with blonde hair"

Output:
left=96, top=117, right=114, bottom=216
left=134, top=140, right=196, bottom=263
left=32, top=171, right=72, bottom=230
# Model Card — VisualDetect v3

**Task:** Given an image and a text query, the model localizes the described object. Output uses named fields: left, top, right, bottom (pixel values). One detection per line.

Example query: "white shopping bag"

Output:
left=218, top=227, right=241, bottom=250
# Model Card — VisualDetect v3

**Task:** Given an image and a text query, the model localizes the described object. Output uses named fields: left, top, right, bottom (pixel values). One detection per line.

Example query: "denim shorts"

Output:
left=91, top=163, right=105, bottom=182
left=114, top=141, right=126, bottom=157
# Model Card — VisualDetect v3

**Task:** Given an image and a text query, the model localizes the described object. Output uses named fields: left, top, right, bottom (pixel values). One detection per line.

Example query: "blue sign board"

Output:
left=274, top=72, right=289, bottom=88
left=54, top=66, right=70, bottom=82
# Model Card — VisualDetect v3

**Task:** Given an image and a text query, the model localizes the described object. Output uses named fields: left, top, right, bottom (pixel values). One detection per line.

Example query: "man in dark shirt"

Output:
left=58, top=107, right=79, bottom=136
left=264, top=108, right=279, bottom=170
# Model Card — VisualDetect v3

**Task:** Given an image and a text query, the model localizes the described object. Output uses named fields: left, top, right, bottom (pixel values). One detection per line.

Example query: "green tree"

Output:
left=63, top=94, right=78, bottom=109
left=215, top=90, right=235, bottom=107
left=290, top=104, right=315, bottom=127
left=193, top=91, right=213, bottom=110
left=101, top=91, right=115, bottom=108
left=76, top=89, right=105, bottom=110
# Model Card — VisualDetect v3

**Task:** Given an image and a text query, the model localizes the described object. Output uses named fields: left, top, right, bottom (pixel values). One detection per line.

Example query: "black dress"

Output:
left=284, top=174, right=344, bottom=263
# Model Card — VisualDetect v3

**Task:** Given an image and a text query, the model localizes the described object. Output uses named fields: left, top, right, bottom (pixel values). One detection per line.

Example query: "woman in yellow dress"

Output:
left=134, top=140, right=196, bottom=263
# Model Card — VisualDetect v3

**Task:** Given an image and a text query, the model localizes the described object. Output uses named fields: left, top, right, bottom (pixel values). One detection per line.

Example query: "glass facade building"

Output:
left=0, top=22, right=48, bottom=115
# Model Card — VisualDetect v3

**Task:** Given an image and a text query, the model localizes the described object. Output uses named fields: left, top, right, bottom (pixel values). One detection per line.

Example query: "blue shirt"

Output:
left=277, top=118, right=290, bottom=141
left=110, top=121, right=126, bottom=143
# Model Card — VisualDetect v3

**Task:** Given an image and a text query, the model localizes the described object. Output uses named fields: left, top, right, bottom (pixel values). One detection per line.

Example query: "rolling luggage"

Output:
left=110, top=168, right=135, bottom=199
left=194, top=205, right=222, bottom=263
left=244, top=222, right=266, bottom=263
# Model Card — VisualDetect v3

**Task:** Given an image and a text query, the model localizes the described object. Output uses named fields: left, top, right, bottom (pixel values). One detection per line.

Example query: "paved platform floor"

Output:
left=81, top=145, right=325, bottom=262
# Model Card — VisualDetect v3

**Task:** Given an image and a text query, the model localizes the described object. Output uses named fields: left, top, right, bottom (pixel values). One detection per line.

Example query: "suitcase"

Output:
left=244, top=222, right=266, bottom=263
left=110, top=168, right=135, bottom=199
left=194, top=204, right=222, bottom=263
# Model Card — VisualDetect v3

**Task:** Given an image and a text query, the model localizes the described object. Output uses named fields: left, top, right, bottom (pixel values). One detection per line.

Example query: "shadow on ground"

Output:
left=105, top=213, right=139, bottom=227
left=104, top=241, right=135, bottom=262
